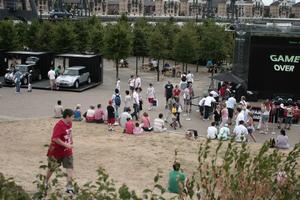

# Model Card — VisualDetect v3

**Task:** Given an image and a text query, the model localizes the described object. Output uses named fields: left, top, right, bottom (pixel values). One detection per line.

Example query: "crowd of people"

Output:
left=47, top=71, right=298, bottom=195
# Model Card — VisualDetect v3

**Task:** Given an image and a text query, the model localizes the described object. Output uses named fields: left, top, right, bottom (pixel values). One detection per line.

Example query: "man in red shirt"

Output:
left=46, top=109, right=75, bottom=194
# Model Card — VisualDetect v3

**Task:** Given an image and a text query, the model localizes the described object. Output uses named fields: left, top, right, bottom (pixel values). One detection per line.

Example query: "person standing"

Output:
left=134, top=75, right=142, bottom=90
left=235, top=107, right=245, bottom=128
left=164, top=81, right=174, bottom=109
left=203, top=93, right=216, bottom=120
left=246, top=112, right=256, bottom=142
left=124, top=90, right=131, bottom=112
left=220, top=103, right=229, bottom=127
left=213, top=105, right=222, bottom=126
left=285, top=104, right=294, bottom=130
left=46, top=109, right=75, bottom=194
left=14, top=68, right=22, bottom=93
left=146, top=83, right=155, bottom=111
left=131, top=88, right=140, bottom=120
left=186, top=71, right=194, bottom=86
left=172, top=85, right=181, bottom=99
left=107, top=100, right=115, bottom=131
left=226, top=95, right=237, bottom=125
left=48, top=68, right=56, bottom=90
left=112, top=89, right=121, bottom=119
left=128, top=75, right=135, bottom=94
left=116, top=78, right=121, bottom=91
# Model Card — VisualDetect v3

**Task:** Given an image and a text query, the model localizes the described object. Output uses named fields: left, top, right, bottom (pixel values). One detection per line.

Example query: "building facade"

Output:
left=269, top=0, right=293, bottom=18
left=291, top=2, right=300, bottom=17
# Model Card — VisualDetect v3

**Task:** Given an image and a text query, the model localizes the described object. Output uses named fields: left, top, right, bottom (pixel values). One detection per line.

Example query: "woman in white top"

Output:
left=246, top=112, right=256, bottom=142
left=146, top=83, right=155, bottom=111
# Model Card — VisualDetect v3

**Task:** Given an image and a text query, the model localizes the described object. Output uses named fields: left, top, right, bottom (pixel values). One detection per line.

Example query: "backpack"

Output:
left=115, top=94, right=121, bottom=106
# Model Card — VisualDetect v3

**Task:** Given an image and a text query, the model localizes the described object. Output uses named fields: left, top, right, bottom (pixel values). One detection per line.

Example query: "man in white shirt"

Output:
left=134, top=75, right=142, bottom=89
left=48, top=68, right=56, bottom=90
left=207, top=122, right=218, bottom=139
left=154, top=113, right=167, bottom=133
left=210, top=90, right=219, bottom=102
left=226, top=96, right=237, bottom=125
left=204, top=93, right=216, bottom=120
left=233, top=121, right=248, bottom=142
left=198, top=96, right=206, bottom=117
left=186, top=71, right=194, bottom=85
left=128, top=75, right=135, bottom=94
left=235, top=107, right=245, bottom=128
left=131, top=88, right=140, bottom=120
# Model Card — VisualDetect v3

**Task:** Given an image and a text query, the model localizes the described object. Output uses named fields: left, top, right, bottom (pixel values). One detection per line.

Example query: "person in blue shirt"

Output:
left=14, top=69, right=22, bottom=93
left=73, top=104, right=82, bottom=121
left=168, top=162, right=188, bottom=194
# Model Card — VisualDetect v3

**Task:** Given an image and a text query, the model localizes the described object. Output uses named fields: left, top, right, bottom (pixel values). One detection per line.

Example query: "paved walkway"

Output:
left=0, top=57, right=299, bottom=146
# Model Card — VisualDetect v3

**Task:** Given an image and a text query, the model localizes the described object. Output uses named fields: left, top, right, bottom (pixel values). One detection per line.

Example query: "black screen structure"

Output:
left=248, top=36, right=300, bottom=95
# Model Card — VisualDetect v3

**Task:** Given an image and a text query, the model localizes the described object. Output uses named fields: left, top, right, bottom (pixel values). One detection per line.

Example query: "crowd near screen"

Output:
left=248, top=36, right=300, bottom=95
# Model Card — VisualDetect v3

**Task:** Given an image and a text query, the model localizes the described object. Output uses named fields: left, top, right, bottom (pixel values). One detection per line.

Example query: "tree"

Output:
left=149, top=28, right=166, bottom=81
left=198, top=20, right=233, bottom=64
left=87, top=17, right=104, bottom=54
left=173, top=24, right=198, bottom=72
left=132, top=26, right=149, bottom=75
left=52, top=21, right=77, bottom=53
left=103, top=22, right=132, bottom=79
left=24, top=20, right=40, bottom=50
left=0, top=21, right=20, bottom=50
left=36, top=21, right=55, bottom=51
left=15, top=22, right=29, bottom=50
left=73, top=20, right=90, bottom=53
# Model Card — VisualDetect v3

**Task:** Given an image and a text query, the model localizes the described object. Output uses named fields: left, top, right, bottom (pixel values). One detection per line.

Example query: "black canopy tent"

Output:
left=55, top=54, right=103, bottom=84
left=4, top=51, right=54, bottom=79
left=212, top=71, right=246, bottom=86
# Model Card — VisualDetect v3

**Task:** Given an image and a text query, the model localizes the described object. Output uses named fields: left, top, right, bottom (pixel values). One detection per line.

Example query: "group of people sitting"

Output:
left=54, top=100, right=168, bottom=135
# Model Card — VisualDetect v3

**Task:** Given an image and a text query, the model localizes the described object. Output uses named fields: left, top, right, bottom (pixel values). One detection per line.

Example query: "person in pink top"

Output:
left=124, top=118, right=135, bottom=134
left=220, top=103, right=229, bottom=128
left=133, top=123, right=144, bottom=135
left=95, top=104, right=105, bottom=123
left=141, top=112, right=153, bottom=132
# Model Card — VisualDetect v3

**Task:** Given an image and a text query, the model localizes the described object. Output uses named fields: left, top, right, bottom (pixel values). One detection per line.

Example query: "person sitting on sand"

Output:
left=168, top=162, right=188, bottom=195
left=95, top=104, right=105, bottom=123
left=73, top=104, right=82, bottom=121
left=119, top=108, right=132, bottom=128
left=218, top=124, right=230, bottom=141
left=124, top=118, right=135, bottom=134
left=154, top=113, right=167, bottom=133
left=133, top=123, right=144, bottom=135
left=85, top=106, right=96, bottom=123
left=207, top=122, right=218, bottom=140
left=276, top=129, right=290, bottom=149
left=185, top=129, right=198, bottom=140
left=141, top=112, right=153, bottom=132
left=233, top=120, right=248, bottom=143
left=54, top=100, right=64, bottom=118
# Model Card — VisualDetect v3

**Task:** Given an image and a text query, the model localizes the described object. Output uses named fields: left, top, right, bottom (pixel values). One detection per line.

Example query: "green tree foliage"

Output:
left=173, top=23, right=198, bottom=71
left=132, top=26, right=149, bottom=75
left=103, top=22, right=132, bottom=79
left=53, top=21, right=77, bottom=53
left=73, top=20, right=90, bottom=53
left=15, top=22, right=29, bottom=49
left=0, top=21, right=20, bottom=50
left=24, top=20, right=40, bottom=50
left=88, top=19, right=104, bottom=54
left=36, top=21, right=55, bottom=51
left=149, top=28, right=166, bottom=81
left=198, top=20, right=233, bottom=63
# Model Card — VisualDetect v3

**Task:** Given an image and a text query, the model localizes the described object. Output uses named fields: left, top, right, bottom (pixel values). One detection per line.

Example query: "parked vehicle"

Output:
left=49, top=10, right=73, bottom=19
left=56, top=66, right=91, bottom=89
left=4, top=64, right=42, bottom=85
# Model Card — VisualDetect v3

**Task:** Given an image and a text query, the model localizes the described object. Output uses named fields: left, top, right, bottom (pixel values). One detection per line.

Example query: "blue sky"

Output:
left=262, top=0, right=299, bottom=5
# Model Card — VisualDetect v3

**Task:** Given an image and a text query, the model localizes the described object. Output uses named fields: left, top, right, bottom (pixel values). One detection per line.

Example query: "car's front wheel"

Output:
left=74, top=80, right=79, bottom=89
left=87, top=77, right=91, bottom=85
left=38, top=74, right=42, bottom=80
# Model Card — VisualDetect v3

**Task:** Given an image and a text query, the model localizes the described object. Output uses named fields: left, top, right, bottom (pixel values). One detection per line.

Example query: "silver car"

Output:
left=56, top=66, right=91, bottom=88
